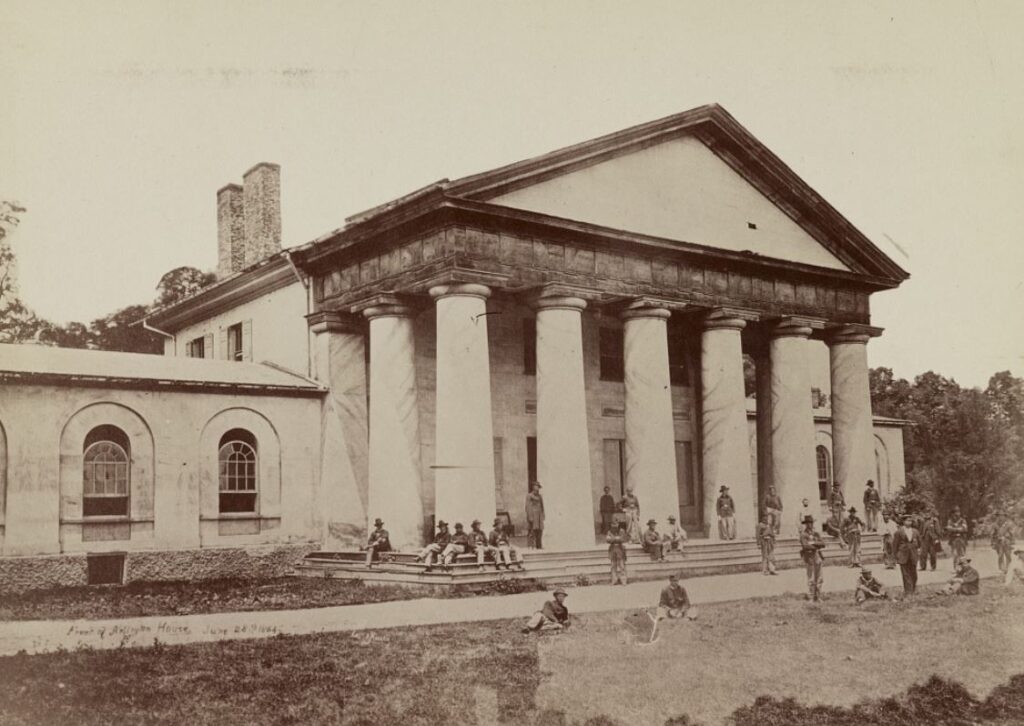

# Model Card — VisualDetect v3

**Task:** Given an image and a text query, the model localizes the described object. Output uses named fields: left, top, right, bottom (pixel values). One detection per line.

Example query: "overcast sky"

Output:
left=3, top=0, right=1022, bottom=388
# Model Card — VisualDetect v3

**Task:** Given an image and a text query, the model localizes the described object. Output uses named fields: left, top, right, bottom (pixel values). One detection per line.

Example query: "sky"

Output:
left=3, top=0, right=1023, bottom=389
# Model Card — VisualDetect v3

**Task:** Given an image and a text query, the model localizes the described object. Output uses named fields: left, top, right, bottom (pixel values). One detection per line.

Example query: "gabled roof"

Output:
left=0, top=343, right=324, bottom=396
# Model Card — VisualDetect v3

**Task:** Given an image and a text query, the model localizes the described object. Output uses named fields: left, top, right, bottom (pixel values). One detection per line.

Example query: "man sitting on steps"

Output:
left=488, top=517, right=523, bottom=571
left=415, top=520, right=450, bottom=572
left=440, top=522, right=471, bottom=571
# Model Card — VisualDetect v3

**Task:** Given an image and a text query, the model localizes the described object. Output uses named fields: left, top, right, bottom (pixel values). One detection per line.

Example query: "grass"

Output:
left=0, top=576, right=545, bottom=621
left=0, top=582, right=1022, bottom=725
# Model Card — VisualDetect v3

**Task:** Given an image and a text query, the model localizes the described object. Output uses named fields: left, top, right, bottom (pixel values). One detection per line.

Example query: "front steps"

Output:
left=294, top=533, right=885, bottom=587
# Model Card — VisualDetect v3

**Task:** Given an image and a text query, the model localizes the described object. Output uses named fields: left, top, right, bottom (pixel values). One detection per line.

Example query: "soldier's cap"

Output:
left=860, top=567, right=872, bottom=574
left=848, top=507, right=857, bottom=513
left=647, top=519, right=657, bottom=525
left=553, top=588, right=568, bottom=596
left=373, top=518, right=384, bottom=527
left=471, top=519, right=481, bottom=526
left=961, top=557, right=972, bottom=563
left=802, top=516, right=815, bottom=524
left=668, top=515, right=676, bottom=521
left=437, top=520, right=448, bottom=528
left=669, top=573, right=679, bottom=580
left=454, top=522, right=464, bottom=529
left=493, top=517, right=503, bottom=526
left=720, top=486, right=729, bottom=492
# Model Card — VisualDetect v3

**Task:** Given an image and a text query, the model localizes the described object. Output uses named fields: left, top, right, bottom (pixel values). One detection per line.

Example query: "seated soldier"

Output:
left=854, top=567, right=887, bottom=604
left=522, top=589, right=570, bottom=633
left=822, top=512, right=847, bottom=548
left=642, top=519, right=665, bottom=562
left=657, top=573, right=698, bottom=620
left=468, top=519, right=493, bottom=572
left=939, top=557, right=980, bottom=596
left=415, top=520, right=450, bottom=571
left=441, top=522, right=471, bottom=570
left=488, top=517, right=523, bottom=570
left=364, top=517, right=391, bottom=568
left=663, top=515, right=688, bottom=556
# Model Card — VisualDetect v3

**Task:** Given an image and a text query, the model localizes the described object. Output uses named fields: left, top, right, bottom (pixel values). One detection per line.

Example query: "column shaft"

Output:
left=365, top=304, right=424, bottom=550
left=623, top=307, right=679, bottom=528
left=829, top=328, right=878, bottom=516
left=534, top=295, right=594, bottom=550
left=430, top=284, right=497, bottom=530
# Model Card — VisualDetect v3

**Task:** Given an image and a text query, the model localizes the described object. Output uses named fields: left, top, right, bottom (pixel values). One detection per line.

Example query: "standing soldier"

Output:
left=607, top=522, right=628, bottom=585
left=992, top=514, right=1016, bottom=574
left=799, top=515, right=826, bottom=601
left=525, top=482, right=545, bottom=549
left=919, top=514, right=942, bottom=572
left=893, top=516, right=920, bottom=597
left=827, top=483, right=846, bottom=545
left=863, top=480, right=881, bottom=532
left=716, top=486, right=736, bottom=540
left=620, top=487, right=641, bottom=544
left=946, top=506, right=969, bottom=565
left=364, top=518, right=391, bottom=568
left=844, top=507, right=864, bottom=567
left=881, top=513, right=897, bottom=569
left=599, top=486, right=617, bottom=535
left=756, top=513, right=777, bottom=575
left=643, top=519, right=665, bottom=562
left=764, top=486, right=783, bottom=535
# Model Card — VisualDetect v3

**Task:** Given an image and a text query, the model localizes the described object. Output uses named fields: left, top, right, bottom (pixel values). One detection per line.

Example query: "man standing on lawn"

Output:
left=863, top=480, right=881, bottom=532
left=799, top=515, right=826, bottom=601
left=756, top=513, right=777, bottom=575
left=992, top=514, right=1015, bottom=574
left=657, top=573, right=698, bottom=620
left=522, top=589, right=570, bottom=633
left=716, top=486, right=736, bottom=540
left=607, top=522, right=628, bottom=585
left=599, top=486, right=617, bottom=535
left=893, top=516, right=920, bottom=597
left=946, top=506, right=969, bottom=565
left=764, top=486, right=783, bottom=535
left=919, top=514, right=942, bottom=571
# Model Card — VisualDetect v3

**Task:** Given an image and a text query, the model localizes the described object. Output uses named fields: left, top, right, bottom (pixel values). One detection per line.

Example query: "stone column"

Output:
left=533, top=291, right=594, bottom=550
left=429, top=283, right=497, bottom=530
left=622, top=303, right=680, bottom=528
left=363, top=300, right=424, bottom=550
left=309, top=311, right=369, bottom=548
left=768, top=318, right=822, bottom=517
left=828, top=325, right=881, bottom=516
left=700, top=309, right=755, bottom=539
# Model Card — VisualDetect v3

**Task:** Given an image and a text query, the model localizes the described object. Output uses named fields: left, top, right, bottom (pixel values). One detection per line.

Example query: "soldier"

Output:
left=946, top=506, right=969, bottom=565
left=522, top=589, right=570, bottom=633
left=643, top=519, right=665, bottom=561
left=854, top=567, right=887, bottom=604
left=415, top=520, right=450, bottom=571
left=716, top=486, right=736, bottom=540
left=488, top=517, right=523, bottom=570
left=1003, top=549, right=1024, bottom=586
left=620, top=487, right=641, bottom=544
left=939, top=557, right=980, bottom=596
left=919, top=514, right=942, bottom=571
left=607, top=521, right=628, bottom=585
left=881, top=513, right=898, bottom=569
left=468, top=519, right=494, bottom=572
left=364, top=517, right=391, bottom=568
left=844, top=507, right=864, bottom=567
left=796, top=498, right=816, bottom=536
left=764, top=486, right=783, bottom=535
left=657, top=573, right=698, bottom=620
left=893, top=516, right=920, bottom=597
left=863, top=480, right=881, bottom=532
left=663, top=515, right=688, bottom=556
left=827, top=483, right=846, bottom=545
left=992, top=514, right=1016, bottom=574
left=599, top=486, right=617, bottom=535
left=525, top=481, right=545, bottom=549
left=799, top=515, right=826, bottom=601
left=756, top=513, right=777, bottom=575
left=441, top=522, right=471, bottom=570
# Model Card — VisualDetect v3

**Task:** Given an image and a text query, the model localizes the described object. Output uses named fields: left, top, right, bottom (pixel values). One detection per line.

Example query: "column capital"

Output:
left=306, top=310, right=364, bottom=335
left=528, top=283, right=595, bottom=312
left=616, top=296, right=687, bottom=321
left=701, top=307, right=759, bottom=331
left=428, top=283, right=491, bottom=301
left=825, top=324, right=884, bottom=345
left=352, top=294, right=419, bottom=321
left=769, top=316, right=826, bottom=339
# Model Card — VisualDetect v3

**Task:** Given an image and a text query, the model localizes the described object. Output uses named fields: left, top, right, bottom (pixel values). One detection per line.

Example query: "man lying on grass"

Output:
left=522, top=588, right=570, bottom=633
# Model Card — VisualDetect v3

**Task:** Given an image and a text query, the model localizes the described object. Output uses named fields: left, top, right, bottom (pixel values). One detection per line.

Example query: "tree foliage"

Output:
left=155, top=266, right=217, bottom=308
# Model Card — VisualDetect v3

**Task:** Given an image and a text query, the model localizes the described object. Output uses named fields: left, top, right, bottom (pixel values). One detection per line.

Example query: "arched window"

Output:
left=815, top=445, right=832, bottom=501
left=218, top=429, right=257, bottom=513
left=83, top=425, right=130, bottom=517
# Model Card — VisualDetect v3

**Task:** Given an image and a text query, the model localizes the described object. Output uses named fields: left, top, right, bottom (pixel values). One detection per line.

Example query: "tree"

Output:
left=155, top=266, right=216, bottom=308
left=0, top=201, right=43, bottom=344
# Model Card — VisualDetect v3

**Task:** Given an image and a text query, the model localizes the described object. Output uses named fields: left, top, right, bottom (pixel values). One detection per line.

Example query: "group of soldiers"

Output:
left=605, top=513, right=688, bottom=585
left=363, top=517, right=524, bottom=572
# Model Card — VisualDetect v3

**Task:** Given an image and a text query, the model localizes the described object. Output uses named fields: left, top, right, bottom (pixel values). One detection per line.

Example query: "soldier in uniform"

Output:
left=657, top=573, right=698, bottom=620
left=939, top=557, right=980, bottom=596
left=607, top=521, right=628, bottom=585
left=415, top=520, right=450, bottom=571
left=364, top=517, right=391, bottom=568
left=893, top=516, right=920, bottom=597
left=863, top=480, right=881, bottom=532
left=799, top=515, right=826, bottom=601
left=663, top=515, right=687, bottom=556
left=992, top=514, right=1016, bottom=574
left=854, top=567, right=887, bottom=603
left=919, top=514, right=942, bottom=571
left=522, top=589, right=570, bottom=633
left=599, top=486, right=617, bottom=535
left=756, top=513, right=777, bottom=575
left=881, top=513, right=898, bottom=569
left=620, top=487, right=641, bottom=544
left=764, top=486, right=783, bottom=535
left=716, top=486, right=736, bottom=540
left=642, top=519, right=665, bottom=561
left=468, top=519, right=494, bottom=572
left=488, top=517, right=522, bottom=570
left=844, top=507, right=864, bottom=567
left=525, top=482, right=545, bottom=549
left=946, top=506, right=969, bottom=565
left=827, top=483, right=846, bottom=546
left=441, top=522, right=471, bottom=570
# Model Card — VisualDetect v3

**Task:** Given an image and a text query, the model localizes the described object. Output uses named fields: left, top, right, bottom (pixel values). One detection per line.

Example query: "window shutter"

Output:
left=203, top=333, right=214, bottom=359
left=242, top=319, right=253, bottom=362
left=218, top=328, right=229, bottom=360
left=184, top=345, right=193, bottom=358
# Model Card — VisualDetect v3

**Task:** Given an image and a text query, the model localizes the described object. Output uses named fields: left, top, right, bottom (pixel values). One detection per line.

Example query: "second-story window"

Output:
left=227, top=323, right=243, bottom=361
left=187, top=336, right=205, bottom=359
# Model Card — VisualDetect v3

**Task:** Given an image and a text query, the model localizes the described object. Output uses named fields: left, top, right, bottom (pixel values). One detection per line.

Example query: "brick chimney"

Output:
left=217, top=184, right=245, bottom=279
left=242, top=162, right=282, bottom=268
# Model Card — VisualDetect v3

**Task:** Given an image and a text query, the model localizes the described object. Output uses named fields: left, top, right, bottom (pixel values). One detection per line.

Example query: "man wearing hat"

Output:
left=892, top=516, right=920, bottom=596
left=607, top=521, right=628, bottom=585
left=620, top=487, right=641, bottom=544
left=764, top=486, right=783, bottom=536
left=991, top=514, right=1015, bottom=574
left=946, top=506, right=969, bottom=564
left=863, top=480, right=881, bottom=532
left=415, top=520, right=451, bottom=571
left=489, top=517, right=523, bottom=570
left=756, top=513, right=777, bottom=575
left=919, top=513, right=942, bottom=572
left=716, top=486, right=736, bottom=540
left=525, top=481, right=545, bottom=549
left=642, top=518, right=665, bottom=562
left=599, top=486, right=618, bottom=535
left=468, top=519, right=494, bottom=572
left=663, top=515, right=688, bottom=556
left=441, top=522, right=471, bottom=570
left=854, top=567, right=887, bottom=604
left=1003, top=548, right=1024, bottom=586
left=939, top=556, right=979, bottom=596
left=657, top=573, right=698, bottom=620
left=522, top=588, right=570, bottom=633
left=364, top=518, right=391, bottom=568
left=799, top=515, right=826, bottom=601
left=843, top=507, right=864, bottom=567
left=827, top=483, right=847, bottom=546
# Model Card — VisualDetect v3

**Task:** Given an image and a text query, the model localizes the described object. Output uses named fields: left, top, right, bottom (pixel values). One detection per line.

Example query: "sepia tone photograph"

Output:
left=1, top=1, right=1023, bottom=724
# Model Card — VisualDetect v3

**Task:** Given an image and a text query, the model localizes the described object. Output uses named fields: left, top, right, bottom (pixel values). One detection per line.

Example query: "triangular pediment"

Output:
left=484, top=134, right=850, bottom=271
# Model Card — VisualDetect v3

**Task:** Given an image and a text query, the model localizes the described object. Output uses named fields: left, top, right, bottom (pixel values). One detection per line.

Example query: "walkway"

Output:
left=0, top=549, right=1001, bottom=656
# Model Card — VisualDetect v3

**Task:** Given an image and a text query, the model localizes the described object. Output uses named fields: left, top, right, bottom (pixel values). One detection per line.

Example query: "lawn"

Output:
left=0, top=583, right=1022, bottom=725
